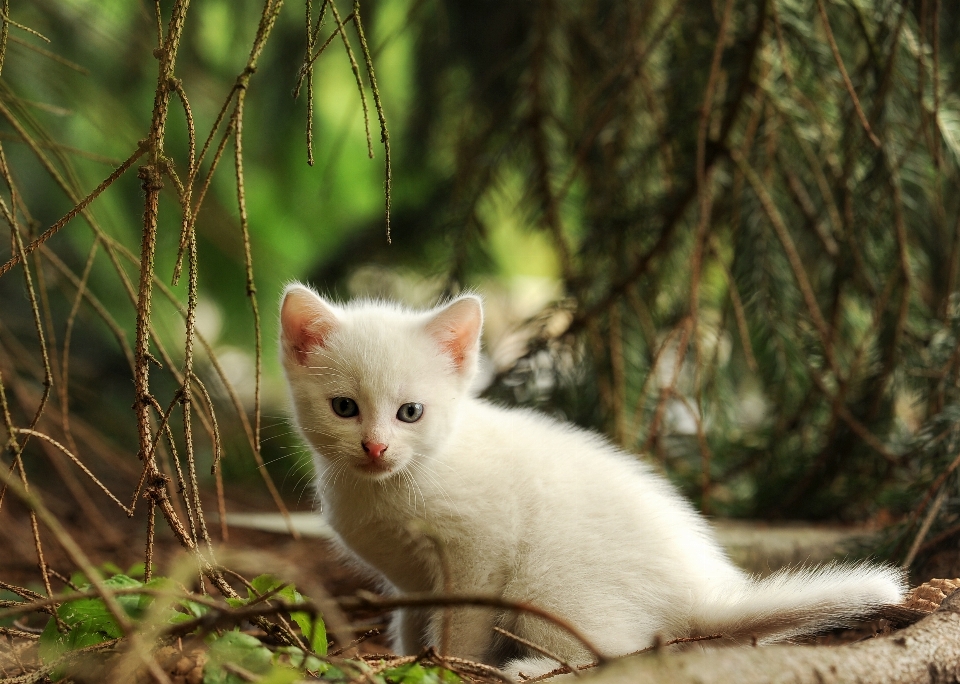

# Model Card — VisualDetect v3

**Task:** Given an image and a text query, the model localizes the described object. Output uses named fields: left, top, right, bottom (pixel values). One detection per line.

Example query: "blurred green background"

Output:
left=2, top=0, right=960, bottom=576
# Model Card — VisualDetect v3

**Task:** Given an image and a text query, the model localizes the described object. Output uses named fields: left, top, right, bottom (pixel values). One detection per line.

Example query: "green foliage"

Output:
left=36, top=571, right=334, bottom=681
left=29, top=567, right=462, bottom=683
left=383, top=662, right=461, bottom=684
left=248, top=574, right=328, bottom=656
left=39, top=574, right=146, bottom=662
left=204, top=630, right=275, bottom=684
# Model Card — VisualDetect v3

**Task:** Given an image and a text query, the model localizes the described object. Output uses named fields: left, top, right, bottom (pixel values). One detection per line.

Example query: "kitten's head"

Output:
left=279, top=284, right=483, bottom=480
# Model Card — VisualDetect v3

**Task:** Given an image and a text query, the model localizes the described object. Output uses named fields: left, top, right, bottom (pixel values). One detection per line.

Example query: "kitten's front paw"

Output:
left=501, top=657, right=570, bottom=682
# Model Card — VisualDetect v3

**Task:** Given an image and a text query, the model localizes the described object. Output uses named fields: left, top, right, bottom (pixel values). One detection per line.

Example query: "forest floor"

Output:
left=0, top=487, right=952, bottom=683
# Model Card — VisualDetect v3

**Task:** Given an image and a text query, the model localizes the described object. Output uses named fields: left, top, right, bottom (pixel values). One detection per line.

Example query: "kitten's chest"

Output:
left=322, top=481, right=458, bottom=593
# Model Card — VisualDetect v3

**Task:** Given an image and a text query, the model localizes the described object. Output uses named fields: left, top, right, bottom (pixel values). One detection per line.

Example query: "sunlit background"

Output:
left=2, top=0, right=960, bottom=582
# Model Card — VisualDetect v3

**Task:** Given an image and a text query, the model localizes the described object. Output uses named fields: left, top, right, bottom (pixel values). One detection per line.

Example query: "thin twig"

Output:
left=814, top=0, right=881, bottom=148
left=493, top=626, right=580, bottom=677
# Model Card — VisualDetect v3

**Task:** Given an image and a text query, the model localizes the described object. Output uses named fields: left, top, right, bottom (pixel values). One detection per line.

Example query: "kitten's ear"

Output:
left=426, top=295, right=483, bottom=374
left=280, top=285, right=338, bottom=366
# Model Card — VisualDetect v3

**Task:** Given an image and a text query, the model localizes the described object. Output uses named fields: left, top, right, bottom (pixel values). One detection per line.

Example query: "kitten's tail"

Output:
left=691, top=561, right=907, bottom=644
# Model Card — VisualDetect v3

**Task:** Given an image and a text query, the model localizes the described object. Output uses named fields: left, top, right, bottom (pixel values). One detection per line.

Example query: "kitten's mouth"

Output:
left=357, top=460, right=392, bottom=475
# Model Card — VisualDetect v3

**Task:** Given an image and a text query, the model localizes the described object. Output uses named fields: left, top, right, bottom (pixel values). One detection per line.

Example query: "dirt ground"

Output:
left=0, top=482, right=953, bottom=683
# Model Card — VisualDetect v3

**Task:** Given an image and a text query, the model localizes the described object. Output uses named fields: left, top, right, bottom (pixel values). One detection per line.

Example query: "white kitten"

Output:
left=279, top=285, right=906, bottom=677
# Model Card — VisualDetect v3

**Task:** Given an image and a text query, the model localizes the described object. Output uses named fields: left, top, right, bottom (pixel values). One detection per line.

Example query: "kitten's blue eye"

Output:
left=397, top=402, right=424, bottom=423
left=331, top=397, right=359, bottom=418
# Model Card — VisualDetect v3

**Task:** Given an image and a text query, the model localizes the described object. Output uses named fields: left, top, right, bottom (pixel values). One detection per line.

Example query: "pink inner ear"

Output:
left=427, top=297, right=483, bottom=372
left=281, top=288, right=337, bottom=366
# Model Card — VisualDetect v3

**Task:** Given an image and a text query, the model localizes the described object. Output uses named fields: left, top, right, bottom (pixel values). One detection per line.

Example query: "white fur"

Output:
left=279, top=286, right=907, bottom=676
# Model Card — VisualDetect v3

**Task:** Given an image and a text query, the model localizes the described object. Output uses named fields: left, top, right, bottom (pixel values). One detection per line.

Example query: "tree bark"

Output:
left=586, top=591, right=960, bottom=684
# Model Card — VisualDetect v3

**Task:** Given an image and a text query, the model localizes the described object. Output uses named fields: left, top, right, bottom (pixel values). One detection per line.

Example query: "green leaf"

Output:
left=38, top=615, right=64, bottom=663
left=100, top=562, right=124, bottom=576
left=383, top=663, right=460, bottom=684
left=0, top=591, right=20, bottom=627
left=274, top=646, right=329, bottom=674
left=250, top=574, right=283, bottom=597
left=204, top=630, right=274, bottom=684
left=248, top=575, right=327, bottom=655
left=290, top=610, right=327, bottom=656
left=257, top=667, right=303, bottom=684
left=39, top=573, right=148, bottom=666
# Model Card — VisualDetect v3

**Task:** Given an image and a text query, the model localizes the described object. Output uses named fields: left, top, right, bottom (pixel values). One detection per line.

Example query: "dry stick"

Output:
left=170, top=79, right=196, bottom=186
left=59, top=239, right=99, bottom=462
left=0, top=132, right=121, bottom=165
left=690, top=0, right=734, bottom=513
left=174, top=105, right=236, bottom=286
left=772, top=107, right=844, bottom=241
left=608, top=302, right=627, bottom=447
left=555, top=0, right=685, bottom=204
left=8, top=34, right=89, bottom=74
left=525, top=634, right=725, bottom=682
left=32, top=249, right=63, bottom=414
left=708, top=235, right=758, bottom=372
left=0, top=176, right=52, bottom=443
left=298, top=0, right=331, bottom=166
left=172, top=87, right=240, bottom=283
left=193, top=377, right=227, bottom=540
left=344, top=591, right=608, bottom=665
left=0, top=10, right=49, bottom=43
left=625, top=318, right=681, bottom=448
left=113, top=240, right=296, bottom=538
left=555, top=1, right=766, bottom=346
left=3, top=198, right=56, bottom=604
left=729, top=147, right=839, bottom=375
left=144, top=502, right=156, bottom=584
left=0, top=141, right=145, bottom=279
left=180, top=225, right=210, bottom=551
left=528, top=0, right=574, bottom=285
left=146, top=395, right=199, bottom=547
left=911, top=447, right=960, bottom=527
left=199, top=0, right=298, bottom=540
left=0, top=585, right=216, bottom=622
left=342, top=656, right=413, bottom=684
left=904, top=487, right=949, bottom=570
left=776, top=151, right=839, bottom=258
left=642, top=318, right=693, bottom=456
left=174, top=0, right=282, bottom=286
left=803, top=364, right=899, bottom=463
left=493, top=626, right=580, bottom=677
left=815, top=0, right=880, bottom=148
left=304, top=0, right=315, bottom=165
left=40, top=246, right=135, bottom=372
left=868, top=152, right=912, bottom=419
left=13, top=429, right=132, bottom=514
left=353, top=0, right=392, bottom=243
left=0, top=350, right=140, bottom=491
left=28, top=432, right=121, bottom=546
left=233, top=96, right=263, bottom=518
left=133, top=0, right=193, bottom=589
left=296, top=10, right=355, bottom=102
left=440, top=656, right=513, bottom=683
left=0, top=92, right=213, bottom=532
left=328, top=1, right=372, bottom=159
left=0, top=461, right=172, bottom=684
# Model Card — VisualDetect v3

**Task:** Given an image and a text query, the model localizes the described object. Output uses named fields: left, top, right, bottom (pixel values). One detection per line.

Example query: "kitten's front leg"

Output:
left=427, top=604, right=499, bottom=663
left=390, top=608, right=429, bottom=655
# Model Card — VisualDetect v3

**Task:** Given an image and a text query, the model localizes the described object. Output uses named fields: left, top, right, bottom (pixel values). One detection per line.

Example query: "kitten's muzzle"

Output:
left=362, top=441, right=388, bottom=459
left=358, top=440, right=391, bottom=474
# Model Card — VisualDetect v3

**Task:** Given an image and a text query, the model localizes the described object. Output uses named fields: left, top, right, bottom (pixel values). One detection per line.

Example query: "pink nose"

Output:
left=362, top=441, right=388, bottom=459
